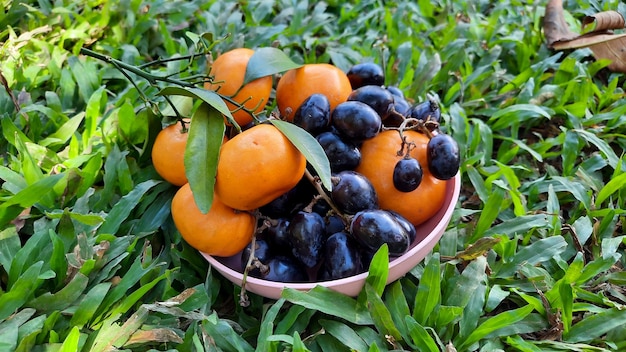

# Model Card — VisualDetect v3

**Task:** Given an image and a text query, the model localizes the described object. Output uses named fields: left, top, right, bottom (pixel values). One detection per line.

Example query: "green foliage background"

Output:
left=1, top=0, right=626, bottom=351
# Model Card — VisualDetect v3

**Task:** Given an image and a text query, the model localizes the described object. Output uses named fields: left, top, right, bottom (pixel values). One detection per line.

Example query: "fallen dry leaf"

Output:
left=125, top=328, right=184, bottom=346
left=582, top=10, right=625, bottom=34
left=543, top=0, right=626, bottom=72
left=543, top=0, right=578, bottom=45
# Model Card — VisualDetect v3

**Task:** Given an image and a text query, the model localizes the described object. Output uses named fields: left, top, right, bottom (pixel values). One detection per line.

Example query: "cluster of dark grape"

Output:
left=240, top=62, right=460, bottom=283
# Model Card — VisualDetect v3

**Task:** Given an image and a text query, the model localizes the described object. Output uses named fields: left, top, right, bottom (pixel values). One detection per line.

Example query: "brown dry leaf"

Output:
left=125, top=328, right=184, bottom=347
left=455, top=236, right=501, bottom=261
left=543, top=0, right=626, bottom=72
left=543, top=0, right=578, bottom=45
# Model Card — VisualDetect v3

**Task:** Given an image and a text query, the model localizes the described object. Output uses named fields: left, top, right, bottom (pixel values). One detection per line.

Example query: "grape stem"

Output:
left=303, top=169, right=354, bottom=227
left=304, top=169, right=342, bottom=214
left=239, top=234, right=255, bottom=307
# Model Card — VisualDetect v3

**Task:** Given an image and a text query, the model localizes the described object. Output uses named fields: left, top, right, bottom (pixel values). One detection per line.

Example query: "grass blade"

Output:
left=565, top=307, right=626, bottom=343
left=413, top=253, right=441, bottom=325
left=282, top=286, right=373, bottom=325
left=405, top=316, right=440, bottom=352
left=457, top=305, right=534, bottom=350
left=319, top=319, right=369, bottom=352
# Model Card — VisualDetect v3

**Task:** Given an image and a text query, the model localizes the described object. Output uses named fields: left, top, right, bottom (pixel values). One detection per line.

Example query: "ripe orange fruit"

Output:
left=276, top=63, right=352, bottom=121
left=356, top=130, right=446, bottom=226
left=205, top=48, right=273, bottom=127
left=214, top=123, right=307, bottom=211
left=171, top=183, right=256, bottom=257
left=152, top=120, right=229, bottom=186
left=152, top=120, right=189, bottom=186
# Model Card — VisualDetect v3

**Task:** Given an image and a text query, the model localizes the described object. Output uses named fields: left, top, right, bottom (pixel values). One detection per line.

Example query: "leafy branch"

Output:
left=78, top=47, right=256, bottom=128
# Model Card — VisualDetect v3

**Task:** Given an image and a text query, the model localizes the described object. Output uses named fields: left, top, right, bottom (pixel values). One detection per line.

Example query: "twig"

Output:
left=80, top=48, right=195, bottom=87
left=138, top=52, right=207, bottom=69
left=79, top=47, right=262, bottom=127
left=0, top=69, right=19, bottom=112
left=239, top=234, right=256, bottom=307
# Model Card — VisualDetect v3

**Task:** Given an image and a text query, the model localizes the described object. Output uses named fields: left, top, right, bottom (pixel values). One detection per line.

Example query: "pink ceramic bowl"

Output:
left=201, top=173, right=461, bottom=300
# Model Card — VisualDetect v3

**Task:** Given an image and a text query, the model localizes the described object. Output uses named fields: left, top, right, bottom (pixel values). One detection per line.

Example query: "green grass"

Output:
left=1, top=0, right=626, bottom=351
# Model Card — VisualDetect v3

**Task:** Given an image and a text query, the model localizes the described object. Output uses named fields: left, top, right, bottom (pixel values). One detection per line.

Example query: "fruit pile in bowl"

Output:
left=153, top=48, right=461, bottom=300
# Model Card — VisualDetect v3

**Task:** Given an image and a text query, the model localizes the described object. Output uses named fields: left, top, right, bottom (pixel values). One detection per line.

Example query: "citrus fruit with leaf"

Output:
left=205, top=48, right=273, bottom=126
left=214, top=123, right=307, bottom=211
left=171, top=183, right=256, bottom=256
left=276, top=63, right=352, bottom=121
left=152, top=119, right=228, bottom=186
left=355, top=129, right=446, bottom=226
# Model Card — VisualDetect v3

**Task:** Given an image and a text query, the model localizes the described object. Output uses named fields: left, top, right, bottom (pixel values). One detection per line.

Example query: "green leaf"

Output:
left=282, top=286, right=373, bottom=325
left=109, top=271, right=169, bottom=319
left=94, top=145, right=130, bottom=209
left=1, top=115, right=32, bottom=149
left=459, top=274, right=487, bottom=339
left=97, top=180, right=160, bottom=235
left=14, top=311, right=45, bottom=352
left=83, top=86, right=107, bottom=149
left=201, top=312, right=255, bottom=352
left=6, top=230, right=48, bottom=289
left=552, top=176, right=592, bottom=212
left=0, top=261, right=44, bottom=321
left=0, top=173, right=64, bottom=228
left=562, top=130, right=580, bottom=176
left=565, top=307, right=626, bottom=343
left=319, top=320, right=369, bottom=352
left=70, top=283, right=112, bottom=328
left=291, top=331, right=310, bottom=352
left=0, top=309, right=34, bottom=351
left=575, top=129, right=620, bottom=170
left=59, top=326, right=81, bottom=352
left=274, top=305, right=313, bottom=335
left=488, top=104, right=552, bottom=131
left=484, top=214, right=552, bottom=238
left=27, top=273, right=88, bottom=313
left=257, top=298, right=285, bottom=352
left=244, top=47, right=302, bottom=85
left=365, top=283, right=403, bottom=342
left=413, top=253, right=441, bottom=325
left=405, top=316, right=440, bottom=352
left=48, top=229, right=68, bottom=286
left=482, top=312, right=547, bottom=339
left=471, top=186, right=505, bottom=241
left=0, top=227, right=20, bottom=274
left=160, top=95, right=194, bottom=118
left=496, top=236, right=568, bottom=278
left=92, top=255, right=160, bottom=325
left=157, top=86, right=235, bottom=123
left=457, top=305, right=534, bottom=350
left=497, top=135, right=543, bottom=162
left=444, top=256, right=487, bottom=308
left=577, top=254, right=620, bottom=284
left=39, top=112, right=85, bottom=148
left=365, top=244, right=389, bottom=296
left=385, top=281, right=411, bottom=342
left=185, top=103, right=225, bottom=214
left=270, top=119, right=332, bottom=191
left=134, top=188, right=175, bottom=235
left=558, top=281, right=574, bottom=334
left=595, top=172, right=626, bottom=207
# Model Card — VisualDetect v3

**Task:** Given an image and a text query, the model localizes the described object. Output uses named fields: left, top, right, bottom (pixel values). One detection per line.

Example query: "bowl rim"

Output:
left=202, top=172, right=461, bottom=294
